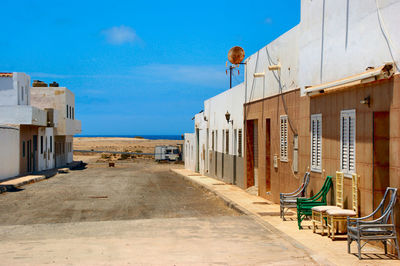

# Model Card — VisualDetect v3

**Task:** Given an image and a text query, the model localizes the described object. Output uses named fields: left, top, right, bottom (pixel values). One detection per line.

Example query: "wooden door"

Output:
left=373, top=112, right=390, bottom=213
left=265, top=119, right=271, bottom=192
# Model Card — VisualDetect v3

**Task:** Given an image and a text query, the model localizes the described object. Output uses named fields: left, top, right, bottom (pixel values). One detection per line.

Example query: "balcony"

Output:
left=0, top=106, right=47, bottom=126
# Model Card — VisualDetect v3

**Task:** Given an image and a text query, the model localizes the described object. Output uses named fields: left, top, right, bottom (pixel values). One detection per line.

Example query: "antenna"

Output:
left=226, top=46, right=245, bottom=88
left=228, top=46, right=245, bottom=65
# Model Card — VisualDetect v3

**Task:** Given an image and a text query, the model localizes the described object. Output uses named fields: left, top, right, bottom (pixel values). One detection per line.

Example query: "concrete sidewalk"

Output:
left=0, top=161, right=84, bottom=194
left=172, top=168, right=399, bottom=265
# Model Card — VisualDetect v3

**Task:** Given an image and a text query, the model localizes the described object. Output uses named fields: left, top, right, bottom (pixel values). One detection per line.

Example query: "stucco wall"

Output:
left=31, top=87, right=81, bottom=136
left=0, top=126, right=20, bottom=180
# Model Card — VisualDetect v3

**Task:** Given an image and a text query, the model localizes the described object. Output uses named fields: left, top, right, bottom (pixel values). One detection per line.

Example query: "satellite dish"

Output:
left=228, top=46, right=245, bottom=65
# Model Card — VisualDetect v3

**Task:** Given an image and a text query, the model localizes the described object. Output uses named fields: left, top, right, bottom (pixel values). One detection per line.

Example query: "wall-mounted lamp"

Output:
left=225, top=111, right=233, bottom=124
left=360, top=95, right=371, bottom=107
left=204, top=115, right=208, bottom=121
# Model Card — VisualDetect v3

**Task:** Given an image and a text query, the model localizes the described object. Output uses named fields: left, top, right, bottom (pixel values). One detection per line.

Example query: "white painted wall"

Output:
left=0, top=73, right=30, bottom=106
left=38, top=127, right=55, bottom=171
left=205, top=83, right=245, bottom=156
left=184, top=83, right=245, bottom=174
left=184, top=133, right=195, bottom=172
left=299, top=0, right=400, bottom=94
left=245, top=26, right=299, bottom=103
left=0, top=126, right=20, bottom=180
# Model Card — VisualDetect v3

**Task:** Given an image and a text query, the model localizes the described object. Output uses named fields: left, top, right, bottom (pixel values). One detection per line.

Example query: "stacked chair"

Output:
left=280, top=172, right=310, bottom=221
left=326, top=173, right=358, bottom=240
left=296, top=175, right=332, bottom=229
left=311, top=172, right=345, bottom=236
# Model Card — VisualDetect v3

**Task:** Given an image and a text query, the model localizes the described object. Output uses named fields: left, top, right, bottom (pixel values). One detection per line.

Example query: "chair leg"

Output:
left=321, top=215, right=325, bottom=236
left=394, top=237, right=400, bottom=259
left=297, top=212, right=303, bottom=229
left=280, top=206, right=283, bottom=219
left=347, top=236, right=351, bottom=254
left=312, top=211, right=316, bottom=233
left=383, top=240, right=387, bottom=254
left=357, top=239, right=362, bottom=259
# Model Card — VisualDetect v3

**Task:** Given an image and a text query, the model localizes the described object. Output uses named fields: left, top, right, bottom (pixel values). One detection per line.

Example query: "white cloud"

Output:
left=102, top=25, right=137, bottom=45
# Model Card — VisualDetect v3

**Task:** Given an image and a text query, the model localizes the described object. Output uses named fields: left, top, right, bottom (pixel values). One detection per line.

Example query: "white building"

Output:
left=0, top=73, right=81, bottom=179
left=31, top=86, right=81, bottom=167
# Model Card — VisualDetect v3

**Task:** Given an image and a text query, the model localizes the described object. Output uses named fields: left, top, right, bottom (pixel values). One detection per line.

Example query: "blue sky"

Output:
left=0, top=0, right=300, bottom=135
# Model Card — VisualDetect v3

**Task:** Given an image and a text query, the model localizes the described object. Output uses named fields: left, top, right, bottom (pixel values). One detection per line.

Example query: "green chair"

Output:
left=296, top=176, right=333, bottom=229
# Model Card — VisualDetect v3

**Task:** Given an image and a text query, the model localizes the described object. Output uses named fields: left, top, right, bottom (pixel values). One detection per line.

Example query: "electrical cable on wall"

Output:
left=375, top=0, right=399, bottom=70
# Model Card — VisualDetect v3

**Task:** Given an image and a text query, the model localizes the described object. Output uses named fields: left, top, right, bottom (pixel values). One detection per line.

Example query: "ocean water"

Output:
left=75, top=135, right=184, bottom=140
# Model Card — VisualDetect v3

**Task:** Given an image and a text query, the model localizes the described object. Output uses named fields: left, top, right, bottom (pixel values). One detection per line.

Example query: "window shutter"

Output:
left=340, top=110, right=356, bottom=175
left=280, top=115, right=288, bottom=161
left=310, top=114, right=322, bottom=171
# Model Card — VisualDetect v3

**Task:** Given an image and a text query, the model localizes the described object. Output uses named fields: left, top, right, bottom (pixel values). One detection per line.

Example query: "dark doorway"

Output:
left=246, top=120, right=258, bottom=188
left=265, top=119, right=271, bottom=192
left=33, top=135, right=38, bottom=172
left=196, top=128, right=200, bottom=173
left=27, top=140, right=32, bottom=172
left=373, top=112, right=390, bottom=215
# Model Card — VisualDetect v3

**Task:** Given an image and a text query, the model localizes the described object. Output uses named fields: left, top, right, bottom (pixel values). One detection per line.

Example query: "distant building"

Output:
left=0, top=72, right=81, bottom=179
left=31, top=86, right=81, bottom=167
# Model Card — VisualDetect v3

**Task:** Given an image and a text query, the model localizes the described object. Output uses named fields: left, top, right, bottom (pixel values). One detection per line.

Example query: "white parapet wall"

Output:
left=0, top=126, right=20, bottom=180
left=0, top=106, right=47, bottom=126
left=0, top=73, right=30, bottom=106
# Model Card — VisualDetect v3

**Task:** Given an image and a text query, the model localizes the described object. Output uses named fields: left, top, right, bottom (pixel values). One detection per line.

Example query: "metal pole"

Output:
left=230, top=66, right=233, bottom=89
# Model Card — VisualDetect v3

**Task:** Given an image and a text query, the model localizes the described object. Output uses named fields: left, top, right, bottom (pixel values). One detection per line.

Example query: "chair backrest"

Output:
left=376, top=187, right=397, bottom=224
left=351, top=173, right=358, bottom=214
left=309, top=175, right=332, bottom=202
left=335, top=172, right=344, bottom=208
left=301, top=172, right=311, bottom=197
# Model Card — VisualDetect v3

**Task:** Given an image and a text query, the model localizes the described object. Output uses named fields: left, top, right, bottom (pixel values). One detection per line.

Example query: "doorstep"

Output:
left=171, top=168, right=398, bottom=265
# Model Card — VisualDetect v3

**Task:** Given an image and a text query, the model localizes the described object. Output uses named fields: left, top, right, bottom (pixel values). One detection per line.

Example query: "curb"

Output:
left=171, top=168, right=335, bottom=266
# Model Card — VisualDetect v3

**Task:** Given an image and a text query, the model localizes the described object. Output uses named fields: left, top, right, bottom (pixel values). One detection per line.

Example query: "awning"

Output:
left=305, top=63, right=395, bottom=96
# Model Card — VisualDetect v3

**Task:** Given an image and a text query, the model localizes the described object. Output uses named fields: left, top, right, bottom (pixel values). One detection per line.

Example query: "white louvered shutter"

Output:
left=280, top=115, right=288, bottom=161
left=311, top=114, right=322, bottom=171
left=340, top=110, right=356, bottom=175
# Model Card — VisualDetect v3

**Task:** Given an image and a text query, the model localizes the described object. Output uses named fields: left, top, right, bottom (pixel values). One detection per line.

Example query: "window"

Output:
left=21, top=86, right=24, bottom=101
left=310, top=114, right=322, bottom=172
left=212, top=131, right=215, bottom=150
left=22, top=141, right=25, bottom=157
left=280, top=115, right=288, bottom=162
left=50, top=136, right=53, bottom=152
left=238, top=129, right=242, bottom=157
left=72, top=107, right=75, bottom=120
left=66, top=105, right=69, bottom=118
left=215, top=130, right=218, bottom=152
left=70, top=106, right=72, bottom=119
left=340, top=110, right=356, bottom=176
left=40, top=136, right=43, bottom=154
left=225, top=130, right=229, bottom=154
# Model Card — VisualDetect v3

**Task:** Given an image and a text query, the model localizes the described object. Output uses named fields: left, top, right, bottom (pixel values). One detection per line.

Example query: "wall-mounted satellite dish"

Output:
left=228, top=46, right=245, bottom=65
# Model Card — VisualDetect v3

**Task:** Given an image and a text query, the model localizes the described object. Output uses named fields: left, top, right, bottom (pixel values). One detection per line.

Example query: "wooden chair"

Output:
left=347, top=187, right=399, bottom=259
left=311, top=171, right=344, bottom=235
left=296, top=176, right=333, bottom=229
left=326, top=173, right=358, bottom=240
left=280, top=172, right=310, bottom=221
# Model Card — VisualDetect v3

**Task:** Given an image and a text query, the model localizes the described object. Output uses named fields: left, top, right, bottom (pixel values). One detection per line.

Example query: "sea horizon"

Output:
left=75, top=134, right=184, bottom=140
